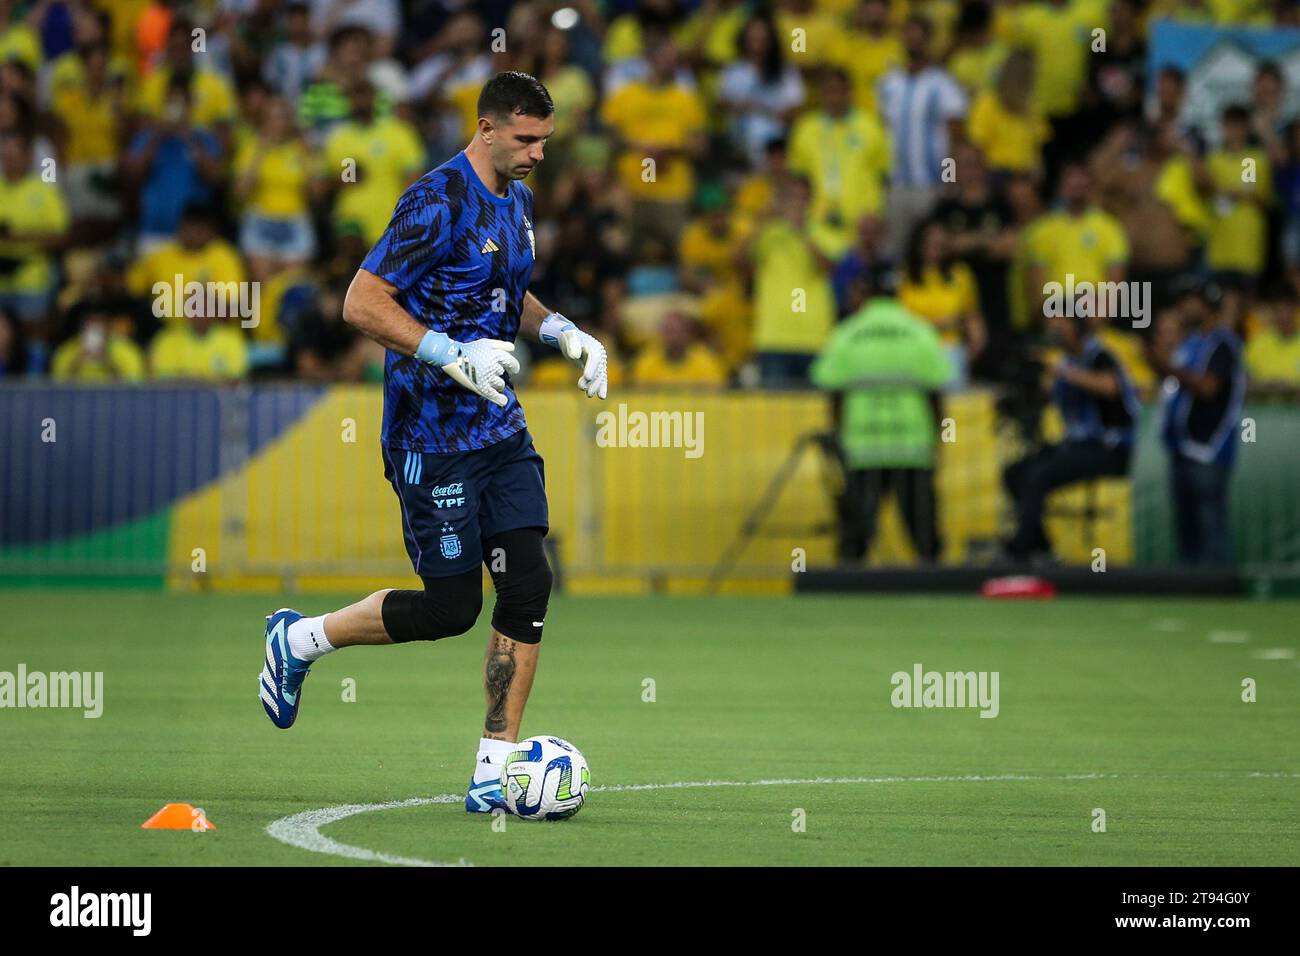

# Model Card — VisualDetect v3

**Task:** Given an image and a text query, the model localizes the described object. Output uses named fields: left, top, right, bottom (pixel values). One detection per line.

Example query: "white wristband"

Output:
left=539, top=313, right=576, bottom=350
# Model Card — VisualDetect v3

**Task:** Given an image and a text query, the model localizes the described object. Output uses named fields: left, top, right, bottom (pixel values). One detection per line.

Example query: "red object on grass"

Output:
left=981, top=575, right=1057, bottom=599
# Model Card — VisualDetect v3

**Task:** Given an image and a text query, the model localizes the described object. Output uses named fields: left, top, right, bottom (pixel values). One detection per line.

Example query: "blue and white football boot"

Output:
left=466, top=759, right=509, bottom=814
left=259, top=608, right=310, bottom=729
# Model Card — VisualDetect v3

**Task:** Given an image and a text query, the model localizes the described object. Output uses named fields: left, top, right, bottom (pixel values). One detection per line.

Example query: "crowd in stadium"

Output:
left=0, top=0, right=1297, bottom=395
left=2, top=0, right=1295, bottom=567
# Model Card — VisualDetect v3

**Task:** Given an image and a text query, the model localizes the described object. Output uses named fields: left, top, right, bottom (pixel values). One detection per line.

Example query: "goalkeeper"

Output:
left=255, top=72, right=607, bottom=815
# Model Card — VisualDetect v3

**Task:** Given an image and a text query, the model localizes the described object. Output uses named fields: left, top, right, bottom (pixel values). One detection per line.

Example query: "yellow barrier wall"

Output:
left=167, top=387, right=1130, bottom=594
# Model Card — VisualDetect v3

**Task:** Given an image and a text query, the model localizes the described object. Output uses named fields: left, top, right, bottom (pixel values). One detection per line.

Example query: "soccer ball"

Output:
left=500, top=735, right=590, bottom=820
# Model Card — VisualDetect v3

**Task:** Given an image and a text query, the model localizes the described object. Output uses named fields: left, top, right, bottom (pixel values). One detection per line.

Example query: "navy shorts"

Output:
left=383, top=428, right=549, bottom=577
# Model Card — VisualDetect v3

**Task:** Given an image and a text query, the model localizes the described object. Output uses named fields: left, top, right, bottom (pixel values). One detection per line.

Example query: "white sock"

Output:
left=287, top=614, right=335, bottom=663
left=472, top=737, right=516, bottom=785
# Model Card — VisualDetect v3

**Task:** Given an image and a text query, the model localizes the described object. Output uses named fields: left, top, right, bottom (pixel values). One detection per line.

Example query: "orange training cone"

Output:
left=141, top=803, right=216, bottom=830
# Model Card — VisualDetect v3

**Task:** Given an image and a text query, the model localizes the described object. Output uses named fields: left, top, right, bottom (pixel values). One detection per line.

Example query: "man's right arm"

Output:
left=341, top=268, right=426, bottom=356
left=343, top=267, right=519, bottom=406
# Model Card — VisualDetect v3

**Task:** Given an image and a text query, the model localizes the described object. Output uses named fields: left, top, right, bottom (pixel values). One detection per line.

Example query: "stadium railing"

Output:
left=1, top=383, right=1297, bottom=593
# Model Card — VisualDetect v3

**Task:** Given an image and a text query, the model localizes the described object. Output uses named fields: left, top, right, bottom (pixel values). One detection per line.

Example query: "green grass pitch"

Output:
left=1, top=590, right=1297, bottom=866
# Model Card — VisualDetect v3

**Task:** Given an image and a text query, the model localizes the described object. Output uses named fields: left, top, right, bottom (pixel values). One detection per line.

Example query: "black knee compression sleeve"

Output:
left=381, top=568, right=483, bottom=643
left=484, top=527, right=552, bottom=644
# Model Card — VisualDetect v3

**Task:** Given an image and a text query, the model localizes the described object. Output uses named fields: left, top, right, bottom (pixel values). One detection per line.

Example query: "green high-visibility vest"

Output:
left=809, top=298, right=954, bottom=468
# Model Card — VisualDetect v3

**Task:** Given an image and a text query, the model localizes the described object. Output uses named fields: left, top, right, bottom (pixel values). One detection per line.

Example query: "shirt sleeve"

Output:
left=1102, top=218, right=1130, bottom=268
left=956, top=264, right=978, bottom=313
left=522, top=182, right=536, bottom=224
left=126, top=129, right=150, bottom=161
left=221, top=330, right=250, bottom=379
left=867, top=113, right=891, bottom=178
left=196, top=130, right=221, bottom=161
left=321, top=128, right=346, bottom=178
left=1090, top=349, right=1120, bottom=375
left=716, top=65, right=747, bottom=106
left=359, top=186, right=453, bottom=290
left=233, top=139, right=255, bottom=179
left=50, top=341, right=77, bottom=381
left=112, top=339, right=147, bottom=381
left=787, top=116, right=814, bottom=175
left=1255, top=155, right=1274, bottom=200
left=875, top=73, right=897, bottom=125
left=939, top=73, right=968, bottom=121
left=967, top=93, right=991, bottom=151
left=1026, top=219, right=1050, bottom=268
left=1207, top=341, right=1236, bottom=385
left=397, top=123, right=427, bottom=175
left=149, top=333, right=181, bottom=378
left=682, top=89, right=707, bottom=132
left=205, top=73, right=238, bottom=124
left=43, top=184, right=70, bottom=233
left=810, top=322, right=856, bottom=389
left=125, top=249, right=154, bottom=297
left=919, top=322, right=954, bottom=389
left=598, top=87, right=626, bottom=133
left=218, top=244, right=247, bottom=286
left=778, top=68, right=806, bottom=111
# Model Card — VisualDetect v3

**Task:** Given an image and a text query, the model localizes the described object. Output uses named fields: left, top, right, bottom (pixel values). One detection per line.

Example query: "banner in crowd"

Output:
left=1148, top=17, right=1300, bottom=141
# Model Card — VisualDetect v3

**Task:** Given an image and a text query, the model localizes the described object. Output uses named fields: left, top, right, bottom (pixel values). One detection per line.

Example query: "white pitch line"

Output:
left=1208, top=630, right=1250, bottom=644
left=266, top=795, right=468, bottom=867
left=264, top=771, right=1300, bottom=867
left=1253, top=648, right=1298, bottom=660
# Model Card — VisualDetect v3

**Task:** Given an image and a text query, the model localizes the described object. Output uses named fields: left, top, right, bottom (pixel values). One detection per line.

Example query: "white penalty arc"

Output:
left=264, top=771, right=1300, bottom=867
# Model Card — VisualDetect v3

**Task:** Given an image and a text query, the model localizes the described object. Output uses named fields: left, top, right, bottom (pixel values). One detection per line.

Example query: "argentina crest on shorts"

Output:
left=439, top=522, right=462, bottom=560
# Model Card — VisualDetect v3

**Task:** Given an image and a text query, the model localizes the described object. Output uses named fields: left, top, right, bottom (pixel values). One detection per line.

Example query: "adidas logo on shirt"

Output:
left=480, top=238, right=500, bottom=254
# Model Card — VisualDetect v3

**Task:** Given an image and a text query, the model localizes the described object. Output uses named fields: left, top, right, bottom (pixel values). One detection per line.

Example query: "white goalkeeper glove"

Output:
left=415, top=330, right=520, bottom=408
left=540, top=312, right=608, bottom=399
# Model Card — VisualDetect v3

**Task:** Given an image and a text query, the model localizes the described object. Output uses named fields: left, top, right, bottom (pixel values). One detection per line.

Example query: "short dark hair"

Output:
left=1263, top=277, right=1295, bottom=303
left=328, top=24, right=371, bottom=50
left=477, top=71, right=554, bottom=123
left=1060, top=159, right=1090, bottom=179
left=180, top=201, right=218, bottom=226
left=1256, top=59, right=1283, bottom=83
left=859, top=265, right=898, bottom=300
left=1172, top=274, right=1222, bottom=308
left=1222, top=103, right=1250, bottom=125
left=821, top=65, right=850, bottom=87
left=166, top=71, right=192, bottom=101
left=0, top=127, right=33, bottom=152
left=956, top=1, right=992, bottom=35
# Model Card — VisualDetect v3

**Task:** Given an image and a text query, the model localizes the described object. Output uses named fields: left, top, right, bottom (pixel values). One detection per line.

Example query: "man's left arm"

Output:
left=521, top=291, right=608, bottom=399
left=1057, top=361, right=1122, bottom=398
left=519, top=291, right=552, bottom=342
left=1147, top=340, right=1227, bottom=400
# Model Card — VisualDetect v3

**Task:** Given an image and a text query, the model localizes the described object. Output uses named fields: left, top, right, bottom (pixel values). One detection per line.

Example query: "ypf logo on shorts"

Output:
left=431, top=482, right=465, bottom=509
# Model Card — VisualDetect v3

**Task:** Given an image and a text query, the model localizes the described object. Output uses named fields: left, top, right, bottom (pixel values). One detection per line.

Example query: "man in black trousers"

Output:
left=1003, top=312, right=1141, bottom=562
